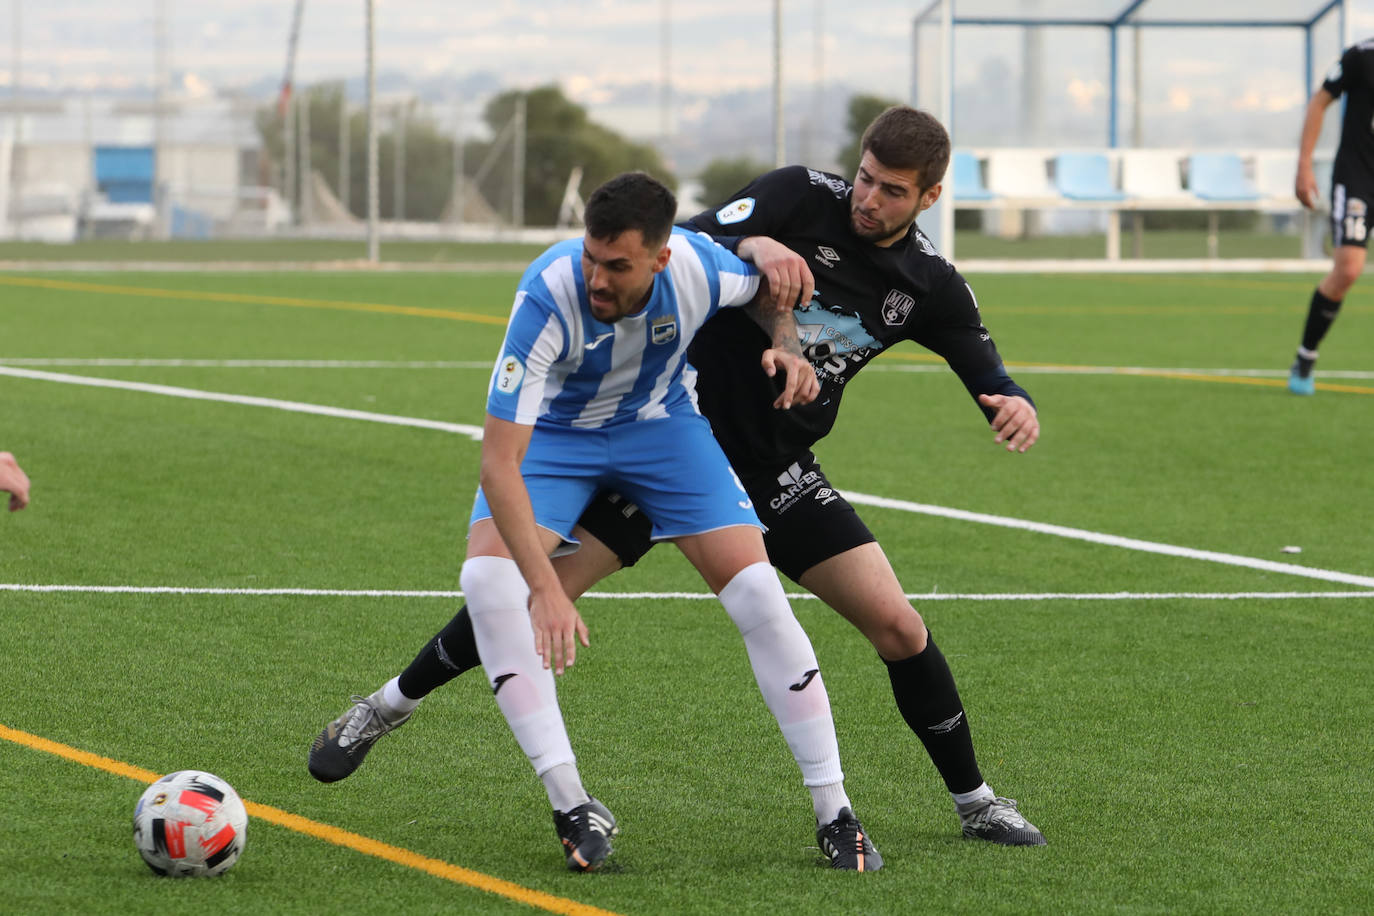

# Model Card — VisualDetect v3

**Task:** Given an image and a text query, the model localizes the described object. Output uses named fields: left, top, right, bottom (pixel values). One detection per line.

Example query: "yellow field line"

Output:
left=1018, top=363, right=1374, bottom=394
left=0, top=274, right=510, bottom=326
left=0, top=722, right=624, bottom=916
left=870, top=351, right=1374, bottom=394
left=7, top=274, right=1368, bottom=395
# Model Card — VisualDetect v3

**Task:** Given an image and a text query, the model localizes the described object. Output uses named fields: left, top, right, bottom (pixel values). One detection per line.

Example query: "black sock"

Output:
left=396, top=605, right=481, bottom=700
left=1300, top=288, right=1343, bottom=355
left=885, top=633, right=983, bottom=795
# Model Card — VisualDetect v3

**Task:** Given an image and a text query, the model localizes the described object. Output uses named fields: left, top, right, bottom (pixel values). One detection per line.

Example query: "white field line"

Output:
left=842, top=491, right=1374, bottom=589
left=5, top=357, right=1374, bottom=380
left=2, top=584, right=1372, bottom=601
left=0, top=365, right=485, bottom=440
left=865, top=364, right=1374, bottom=379
left=7, top=365, right=1373, bottom=588
left=0, top=358, right=491, bottom=369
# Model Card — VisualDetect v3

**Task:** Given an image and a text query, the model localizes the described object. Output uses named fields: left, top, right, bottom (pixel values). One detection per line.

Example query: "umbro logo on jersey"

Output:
left=492, top=673, right=517, bottom=695
left=813, top=245, right=840, bottom=268
left=789, top=669, right=819, bottom=691
left=815, top=487, right=838, bottom=505
left=928, top=712, right=964, bottom=734
left=881, top=290, right=916, bottom=327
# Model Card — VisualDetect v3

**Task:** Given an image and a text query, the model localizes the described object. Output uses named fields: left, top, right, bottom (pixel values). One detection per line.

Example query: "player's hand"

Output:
left=528, top=587, right=589, bottom=675
left=1295, top=165, right=1319, bottom=210
left=739, top=236, right=815, bottom=313
left=761, top=348, right=819, bottom=408
left=0, top=451, right=30, bottom=512
left=978, top=394, right=1039, bottom=453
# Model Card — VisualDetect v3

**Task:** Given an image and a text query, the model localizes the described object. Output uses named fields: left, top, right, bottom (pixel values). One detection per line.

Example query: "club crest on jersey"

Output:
left=716, top=197, right=755, bottom=225
left=881, top=290, right=916, bottom=326
left=495, top=353, right=524, bottom=393
left=651, top=316, right=678, bottom=344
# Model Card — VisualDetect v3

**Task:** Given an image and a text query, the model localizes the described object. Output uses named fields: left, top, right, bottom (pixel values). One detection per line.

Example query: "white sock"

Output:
left=953, top=783, right=995, bottom=809
left=461, top=555, right=580, bottom=782
left=718, top=562, right=846, bottom=807
left=542, top=762, right=591, bottom=812
left=379, top=676, right=420, bottom=716
left=809, top=781, right=851, bottom=826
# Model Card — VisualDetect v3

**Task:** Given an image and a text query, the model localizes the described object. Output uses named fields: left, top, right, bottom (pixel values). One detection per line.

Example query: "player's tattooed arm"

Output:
left=744, top=289, right=818, bottom=409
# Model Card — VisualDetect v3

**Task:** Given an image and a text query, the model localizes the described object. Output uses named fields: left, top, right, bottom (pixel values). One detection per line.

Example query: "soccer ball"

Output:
left=132, top=770, right=248, bottom=877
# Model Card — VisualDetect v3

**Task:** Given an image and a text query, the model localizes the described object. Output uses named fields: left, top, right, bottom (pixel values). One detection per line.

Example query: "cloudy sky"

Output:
left=5, top=0, right=1373, bottom=158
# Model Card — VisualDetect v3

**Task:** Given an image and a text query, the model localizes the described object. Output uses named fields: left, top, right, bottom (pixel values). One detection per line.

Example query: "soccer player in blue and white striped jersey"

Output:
left=312, top=172, right=882, bottom=872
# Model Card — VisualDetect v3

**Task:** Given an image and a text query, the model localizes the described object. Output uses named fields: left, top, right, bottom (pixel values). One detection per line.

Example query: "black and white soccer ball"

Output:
left=133, top=770, right=248, bottom=877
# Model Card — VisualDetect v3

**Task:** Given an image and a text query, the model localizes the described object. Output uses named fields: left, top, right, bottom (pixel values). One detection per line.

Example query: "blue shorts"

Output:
left=469, top=413, right=763, bottom=553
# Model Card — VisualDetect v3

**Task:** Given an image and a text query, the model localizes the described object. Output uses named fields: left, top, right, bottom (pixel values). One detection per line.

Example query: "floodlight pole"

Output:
left=660, top=0, right=672, bottom=152
left=365, top=0, right=379, bottom=262
left=153, top=0, right=170, bottom=239
left=773, top=0, right=784, bottom=168
left=10, top=0, right=21, bottom=238
left=339, top=89, right=350, bottom=213
left=937, top=0, right=953, bottom=260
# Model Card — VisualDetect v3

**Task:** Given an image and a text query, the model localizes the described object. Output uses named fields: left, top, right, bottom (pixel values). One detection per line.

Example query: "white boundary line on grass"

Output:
left=0, top=365, right=486, bottom=440
left=6, top=358, right=1374, bottom=380
left=0, top=358, right=492, bottom=369
left=0, top=256, right=1337, bottom=274
left=3, top=584, right=1372, bottom=601
left=7, top=365, right=1374, bottom=589
left=839, top=492, right=1374, bottom=589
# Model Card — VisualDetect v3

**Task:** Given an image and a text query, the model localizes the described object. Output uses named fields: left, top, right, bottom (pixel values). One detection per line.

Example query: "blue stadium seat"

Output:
left=1053, top=152, right=1125, bottom=201
left=1187, top=153, right=1260, bottom=201
left=952, top=151, right=994, bottom=200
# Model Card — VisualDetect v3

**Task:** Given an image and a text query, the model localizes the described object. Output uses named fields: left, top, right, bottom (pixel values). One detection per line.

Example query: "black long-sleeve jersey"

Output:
left=1323, top=39, right=1374, bottom=183
left=683, top=165, right=1031, bottom=478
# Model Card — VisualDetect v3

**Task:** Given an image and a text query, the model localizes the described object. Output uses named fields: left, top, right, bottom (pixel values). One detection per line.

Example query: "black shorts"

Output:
left=1330, top=176, right=1373, bottom=249
left=577, top=452, right=877, bottom=584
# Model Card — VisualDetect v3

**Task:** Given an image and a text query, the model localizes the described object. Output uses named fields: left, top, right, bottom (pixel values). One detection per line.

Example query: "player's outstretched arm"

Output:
left=977, top=394, right=1039, bottom=453
left=477, top=415, right=589, bottom=674
left=1, top=451, right=30, bottom=511
left=1296, top=88, right=1335, bottom=209
left=747, top=289, right=818, bottom=409
left=737, top=235, right=815, bottom=312
left=759, top=347, right=819, bottom=409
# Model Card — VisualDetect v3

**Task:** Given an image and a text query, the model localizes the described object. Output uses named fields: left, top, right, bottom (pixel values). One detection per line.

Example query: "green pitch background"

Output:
left=1, top=262, right=1371, bottom=914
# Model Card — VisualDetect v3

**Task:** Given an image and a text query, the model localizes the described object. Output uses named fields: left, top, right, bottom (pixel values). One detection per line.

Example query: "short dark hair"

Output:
left=583, top=172, right=677, bottom=248
left=859, top=106, right=951, bottom=191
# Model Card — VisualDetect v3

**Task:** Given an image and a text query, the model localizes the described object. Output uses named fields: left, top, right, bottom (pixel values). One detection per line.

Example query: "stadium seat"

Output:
left=1053, top=152, right=1125, bottom=201
left=1253, top=150, right=1298, bottom=202
left=1187, top=153, right=1260, bottom=201
left=985, top=150, right=1057, bottom=200
left=1120, top=149, right=1192, bottom=203
left=952, top=151, right=994, bottom=200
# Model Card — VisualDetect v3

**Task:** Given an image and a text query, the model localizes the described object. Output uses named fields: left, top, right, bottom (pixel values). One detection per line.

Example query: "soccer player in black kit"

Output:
left=310, top=106, right=1047, bottom=852
left=1290, top=38, right=1374, bottom=395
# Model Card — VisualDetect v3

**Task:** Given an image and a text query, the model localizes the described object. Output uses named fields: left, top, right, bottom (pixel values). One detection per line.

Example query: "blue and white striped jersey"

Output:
left=485, top=227, right=761, bottom=429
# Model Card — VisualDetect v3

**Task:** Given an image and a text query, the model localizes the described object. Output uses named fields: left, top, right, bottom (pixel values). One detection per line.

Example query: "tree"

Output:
left=696, top=156, right=772, bottom=208
left=834, top=93, right=904, bottom=175
left=255, top=84, right=455, bottom=221
left=464, top=85, right=675, bottom=226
